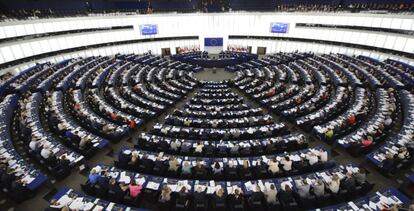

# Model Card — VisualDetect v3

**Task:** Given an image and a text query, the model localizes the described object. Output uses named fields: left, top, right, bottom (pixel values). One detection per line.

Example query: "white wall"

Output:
left=228, top=38, right=414, bottom=66
left=2, top=39, right=198, bottom=75
left=0, top=12, right=413, bottom=72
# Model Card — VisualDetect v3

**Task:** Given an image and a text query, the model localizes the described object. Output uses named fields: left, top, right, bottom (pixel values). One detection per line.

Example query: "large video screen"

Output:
left=204, top=38, right=223, bottom=46
left=271, top=23, right=289, bottom=33
left=140, top=24, right=158, bottom=35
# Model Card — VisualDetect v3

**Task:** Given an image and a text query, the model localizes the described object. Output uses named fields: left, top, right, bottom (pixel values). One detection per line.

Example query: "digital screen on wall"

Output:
left=204, top=38, right=224, bottom=46
left=270, top=23, right=289, bottom=33
left=140, top=24, right=158, bottom=35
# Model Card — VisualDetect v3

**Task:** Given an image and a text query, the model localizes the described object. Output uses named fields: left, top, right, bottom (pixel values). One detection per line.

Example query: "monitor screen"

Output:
left=140, top=24, right=158, bottom=35
left=204, top=38, right=223, bottom=46
left=271, top=23, right=289, bottom=33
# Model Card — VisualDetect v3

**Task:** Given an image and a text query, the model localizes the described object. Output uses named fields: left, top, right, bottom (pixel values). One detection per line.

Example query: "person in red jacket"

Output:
left=361, top=136, right=373, bottom=148
left=74, top=103, right=81, bottom=111
left=129, top=120, right=135, bottom=129
left=110, top=112, right=117, bottom=121
left=266, top=87, right=276, bottom=97
left=347, top=115, right=356, bottom=126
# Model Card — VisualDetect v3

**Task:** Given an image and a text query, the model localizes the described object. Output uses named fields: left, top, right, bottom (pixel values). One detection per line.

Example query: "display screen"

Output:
left=271, top=23, right=289, bottom=33
left=140, top=24, right=158, bottom=35
left=204, top=38, right=223, bottom=46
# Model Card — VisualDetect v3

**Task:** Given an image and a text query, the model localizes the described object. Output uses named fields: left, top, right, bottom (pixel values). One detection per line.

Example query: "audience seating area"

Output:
left=0, top=50, right=413, bottom=210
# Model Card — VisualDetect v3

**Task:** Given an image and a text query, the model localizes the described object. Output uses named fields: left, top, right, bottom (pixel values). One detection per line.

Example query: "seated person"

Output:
left=204, top=143, right=214, bottom=155
left=159, top=185, right=172, bottom=203
left=108, top=178, right=124, bottom=199
left=328, top=174, right=340, bottom=194
left=29, top=138, right=39, bottom=152
left=295, top=179, right=310, bottom=198
left=88, top=169, right=100, bottom=185
left=40, top=144, right=52, bottom=159
left=250, top=185, right=264, bottom=203
left=361, top=136, right=374, bottom=148
left=212, top=161, right=223, bottom=176
left=193, top=161, right=207, bottom=177
left=1, top=168, right=16, bottom=190
left=193, top=186, right=208, bottom=208
left=168, top=157, right=180, bottom=172
left=268, top=158, right=279, bottom=174
left=225, top=161, right=238, bottom=178
left=213, top=188, right=226, bottom=205
left=10, top=178, right=28, bottom=201
left=97, top=171, right=110, bottom=191
left=229, top=188, right=244, bottom=210
left=57, top=155, right=71, bottom=171
left=381, top=153, right=395, bottom=172
left=79, top=136, right=92, bottom=150
left=128, top=180, right=143, bottom=199
left=325, top=127, right=334, bottom=140
left=194, top=142, right=204, bottom=154
left=153, top=157, right=167, bottom=173
left=181, top=161, right=192, bottom=176
left=341, top=172, right=356, bottom=192
left=312, top=179, right=325, bottom=197
left=230, top=144, right=240, bottom=155
left=354, top=168, right=366, bottom=184
left=397, top=147, right=410, bottom=161
left=119, top=150, right=132, bottom=164
left=239, top=160, right=251, bottom=177
left=264, top=184, right=278, bottom=205
left=280, top=156, right=292, bottom=172
left=307, top=152, right=319, bottom=165
left=319, top=148, right=328, bottom=162
left=140, top=154, right=154, bottom=171
left=71, top=132, right=81, bottom=146
left=176, top=186, right=190, bottom=207
left=279, top=184, right=294, bottom=204
left=170, top=140, right=181, bottom=152
left=129, top=151, right=140, bottom=167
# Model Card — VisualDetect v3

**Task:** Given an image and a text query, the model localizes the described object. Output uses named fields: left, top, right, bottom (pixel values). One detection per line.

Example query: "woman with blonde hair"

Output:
left=213, top=188, right=226, bottom=210
left=328, top=174, right=340, bottom=194
left=159, top=185, right=172, bottom=203
left=158, top=185, right=172, bottom=211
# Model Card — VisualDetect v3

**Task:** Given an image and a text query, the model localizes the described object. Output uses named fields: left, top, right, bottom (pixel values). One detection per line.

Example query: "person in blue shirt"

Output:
left=88, top=169, right=100, bottom=185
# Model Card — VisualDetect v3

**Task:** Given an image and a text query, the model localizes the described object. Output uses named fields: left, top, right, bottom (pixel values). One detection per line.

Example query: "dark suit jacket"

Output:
left=278, top=190, right=294, bottom=203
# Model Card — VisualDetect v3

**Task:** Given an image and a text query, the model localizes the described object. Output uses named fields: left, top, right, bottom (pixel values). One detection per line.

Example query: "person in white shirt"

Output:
left=161, top=127, right=168, bottom=135
left=328, top=174, right=340, bottom=194
left=168, top=157, right=180, bottom=172
left=194, top=142, right=204, bottom=154
left=170, top=140, right=181, bottom=151
left=319, top=149, right=328, bottom=162
left=268, top=158, right=279, bottom=174
left=57, top=122, right=65, bottom=131
left=40, top=144, right=52, bottom=159
left=307, top=152, right=319, bottom=165
left=312, top=179, right=325, bottom=197
left=384, top=117, right=392, bottom=127
left=280, top=156, right=292, bottom=171
left=398, top=147, right=410, bottom=160
left=211, top=120, right=219, bottom=128
left=29, top=138, right=39, bottom=151
left=264, top=184, right=278, bottom=204
left=295, top=179, right=310, bottom=198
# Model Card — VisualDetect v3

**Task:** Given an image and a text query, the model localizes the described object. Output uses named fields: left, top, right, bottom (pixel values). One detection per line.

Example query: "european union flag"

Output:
left=204, top=38, right=223, bottom=46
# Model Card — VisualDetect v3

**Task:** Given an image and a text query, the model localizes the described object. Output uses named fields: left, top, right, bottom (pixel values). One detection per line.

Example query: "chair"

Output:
left=175, top=199, right=188, bottom=211
left=107, top=189, right=121, bottom=203
left=80, top=183, right=95, bottom=195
